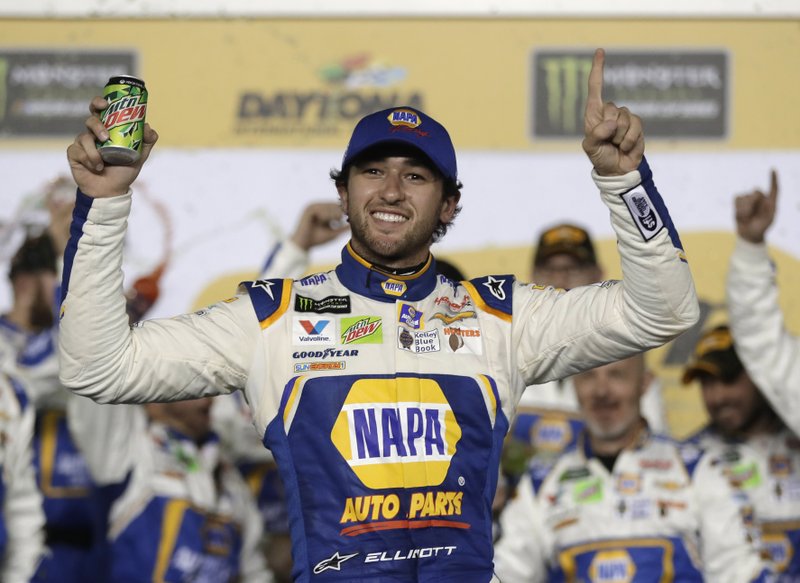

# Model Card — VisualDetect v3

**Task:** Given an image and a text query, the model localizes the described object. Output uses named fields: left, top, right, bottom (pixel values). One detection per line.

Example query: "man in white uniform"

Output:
left=59, top=50, right=699, bottom=582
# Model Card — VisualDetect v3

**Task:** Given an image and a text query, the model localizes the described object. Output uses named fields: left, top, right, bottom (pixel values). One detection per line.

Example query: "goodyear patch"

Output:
left=293, top=317, right=335, bottom=346
left=397, top=328, right=440, bottom=353
left=340, top=316, right=383, bottom=345
left=330, top=377, right=461, bottom=489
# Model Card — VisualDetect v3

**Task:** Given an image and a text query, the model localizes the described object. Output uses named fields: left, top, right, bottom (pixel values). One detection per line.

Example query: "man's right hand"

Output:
left=290, top=202, right=349, bottom=251
left=66, top=96, right=159, bottom=198
left=735, top=169, right=778, bottom=244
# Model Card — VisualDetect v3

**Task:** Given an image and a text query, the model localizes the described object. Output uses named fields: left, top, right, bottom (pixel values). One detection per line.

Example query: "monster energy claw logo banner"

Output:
left=532, top=50, right=728, bottom=139
left=0, top=51, right=136, bottom=137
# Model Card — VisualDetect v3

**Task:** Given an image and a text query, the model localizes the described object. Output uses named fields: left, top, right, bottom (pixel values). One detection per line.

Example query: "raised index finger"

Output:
left=769, top=168, right=779, bottom=203
left=586, top=48, right=606, bottom=112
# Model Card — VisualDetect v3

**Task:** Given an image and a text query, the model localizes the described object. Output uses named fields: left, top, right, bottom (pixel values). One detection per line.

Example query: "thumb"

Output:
left=139, top=125, right=159, bottom=163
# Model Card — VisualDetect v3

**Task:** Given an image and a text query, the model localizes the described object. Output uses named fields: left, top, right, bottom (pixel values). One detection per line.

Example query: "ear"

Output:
left=337, top=183, right=349, bottom=215
left=439, top=192, right=461, bottom=223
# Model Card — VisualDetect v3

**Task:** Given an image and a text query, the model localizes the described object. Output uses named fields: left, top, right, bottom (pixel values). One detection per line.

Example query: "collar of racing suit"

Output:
left=335, top=242, right=439, bottom=303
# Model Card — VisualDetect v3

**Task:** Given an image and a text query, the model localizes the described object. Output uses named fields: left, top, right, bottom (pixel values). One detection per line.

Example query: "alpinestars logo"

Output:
left=483, top=276, right=506, bottom=301
left=313, top=551, right=359, bottom=574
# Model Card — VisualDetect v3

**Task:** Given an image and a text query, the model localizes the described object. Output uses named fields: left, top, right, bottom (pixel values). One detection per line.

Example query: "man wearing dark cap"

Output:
left=60, top=49, right=699, bottom=581
left=531, top=223, right=602, bottom=291
left=504, top=223, right=669, bottom=504
left=683, top=325, right=800, bottom=579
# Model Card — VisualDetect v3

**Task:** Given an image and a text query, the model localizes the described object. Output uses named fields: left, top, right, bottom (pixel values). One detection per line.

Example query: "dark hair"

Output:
left=330, top=144, right=463, bottom=242
left=435, top=257, right=467, bottom=281
left=9, top=233, right=57, bottom=281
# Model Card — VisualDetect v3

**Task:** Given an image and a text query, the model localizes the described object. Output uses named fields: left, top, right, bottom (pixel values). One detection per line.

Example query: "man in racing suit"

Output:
left=507, top=223, right=669, bottom=497
left=727, top=170, right=800, bottom=435
left=67, top=394, right=272, bottom=582
left=494, top=354, right=768, bottom=582
left=683, top=325, right=800, bottom=579
left=59, top=49, right=699, bottom=581
left=0, top=369, right=45, bottom=582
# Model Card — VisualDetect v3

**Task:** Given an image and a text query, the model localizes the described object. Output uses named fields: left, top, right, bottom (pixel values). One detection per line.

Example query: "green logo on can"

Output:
left=97, top=75, right=148, bottom=165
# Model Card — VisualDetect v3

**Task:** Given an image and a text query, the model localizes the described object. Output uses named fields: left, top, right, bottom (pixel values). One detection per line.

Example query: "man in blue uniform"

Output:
left=59, top=49, right=698, bottom=581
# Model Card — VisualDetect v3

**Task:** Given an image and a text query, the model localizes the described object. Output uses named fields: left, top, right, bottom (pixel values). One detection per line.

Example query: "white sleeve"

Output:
left=493, top=473, right=548, bottom=583
left=259, top=240, right=309, bottom=280
left=211, top=394, right=273, bottom=464
left=66, top=394, right=145, bottom=484
left=692, top=453, right=769, bottom=582
left=58, top=192, right=261, bottom=405
left=2, top=396, right=45, bottom=583
left=515, top=162, right=699, bottom=386
left=727, top=237, right=800, bottom=434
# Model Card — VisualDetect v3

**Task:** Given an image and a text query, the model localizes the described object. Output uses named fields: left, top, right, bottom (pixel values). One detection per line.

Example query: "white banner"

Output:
left=1, top=148, right=798, bottom=319
left=2, top=0, right=798, bottom=18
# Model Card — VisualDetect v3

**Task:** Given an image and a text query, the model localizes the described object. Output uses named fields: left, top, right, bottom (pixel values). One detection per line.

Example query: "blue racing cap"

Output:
left=341, top=106, right=458, bottom=181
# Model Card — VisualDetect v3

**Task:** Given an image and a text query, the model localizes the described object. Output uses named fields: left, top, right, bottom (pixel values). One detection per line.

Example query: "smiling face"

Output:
left=337, top=151, right=459, bottom=268
left=573, top=355, right=651, bottom=453
left=699, top=371, right=771, bottom=438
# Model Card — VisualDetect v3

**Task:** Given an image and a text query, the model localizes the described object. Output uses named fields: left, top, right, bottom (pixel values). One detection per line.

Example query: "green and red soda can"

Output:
left=96, top=75, right=148, bottom=165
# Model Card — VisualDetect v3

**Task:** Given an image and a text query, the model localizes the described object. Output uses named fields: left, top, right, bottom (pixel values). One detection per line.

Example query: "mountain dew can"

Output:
left=97, top=75, right=148, bottom=165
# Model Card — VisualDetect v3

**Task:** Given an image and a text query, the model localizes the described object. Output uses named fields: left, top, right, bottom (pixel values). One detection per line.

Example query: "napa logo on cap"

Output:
left=530, top=416, right=572, bottom=453
left=387, top=108, right=421, bottom=128
left=588, top=550, right=636, bottom=583
left=330, top=377, right=461, bottom=489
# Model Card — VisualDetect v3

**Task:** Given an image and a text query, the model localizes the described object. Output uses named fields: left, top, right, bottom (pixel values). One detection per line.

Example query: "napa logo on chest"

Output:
left=530, top=415, right=573, bottom=452
left=330, top=378, right=461, bottom=489
left=588, top=549, right=636, bottom=583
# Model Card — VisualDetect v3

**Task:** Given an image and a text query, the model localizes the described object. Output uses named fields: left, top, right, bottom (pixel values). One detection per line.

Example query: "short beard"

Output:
left=347, top=208, right=438, bottom=264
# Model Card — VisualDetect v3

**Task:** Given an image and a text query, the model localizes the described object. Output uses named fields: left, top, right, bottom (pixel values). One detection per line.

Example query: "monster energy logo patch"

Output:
left=294, top=294, right=351, bottom=314
left=531, top=50, right=727, bottom=139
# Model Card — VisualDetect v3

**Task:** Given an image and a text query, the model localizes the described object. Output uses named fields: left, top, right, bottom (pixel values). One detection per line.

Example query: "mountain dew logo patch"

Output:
left=330, top=378, right=461, bottom=489
left=340, top=316, right=383, bottom=344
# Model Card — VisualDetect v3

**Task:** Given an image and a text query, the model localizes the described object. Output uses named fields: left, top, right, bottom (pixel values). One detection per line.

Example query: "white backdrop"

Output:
left=1, top=148, right=798, bottom=318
